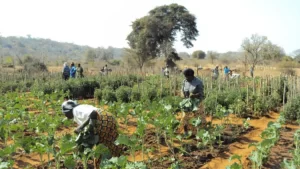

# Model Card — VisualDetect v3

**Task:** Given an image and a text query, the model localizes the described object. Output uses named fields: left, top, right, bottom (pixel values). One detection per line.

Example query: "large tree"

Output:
left=241, top=34, right=285, bottom=69
left=261, top=41, right=285, bottom=60
left=85, top=49, right=96, bottom=62
left=127, top=3, right=198, bottom=69
left=192, top=50, right=206, bottom=59
left=241, top=34, right=268, bottom=69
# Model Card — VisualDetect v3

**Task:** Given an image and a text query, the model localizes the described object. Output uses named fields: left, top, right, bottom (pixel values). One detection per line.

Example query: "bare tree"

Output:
left=207, top=51, right=218, bottom=64
left=241, top=34, right=267, bottom=69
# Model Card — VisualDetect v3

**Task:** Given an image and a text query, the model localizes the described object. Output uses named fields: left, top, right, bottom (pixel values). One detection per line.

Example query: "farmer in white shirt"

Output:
left=164, top=65, right=170, bottom=78
left=61, top=100, right=123, bottom=166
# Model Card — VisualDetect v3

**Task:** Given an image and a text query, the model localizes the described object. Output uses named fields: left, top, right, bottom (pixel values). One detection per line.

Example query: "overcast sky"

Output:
left=0, top=0, right=299, bottom=54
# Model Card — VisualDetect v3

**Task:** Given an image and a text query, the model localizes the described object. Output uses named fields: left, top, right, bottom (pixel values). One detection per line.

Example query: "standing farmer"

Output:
left=104, top=64, right=108, bottom=76
left=212, top=65, right=219, bottom=80
left=179, top=68, right=206, bottom=136
left=76, top=63, right=84, bottom=78
left=62, top=62, right=70, bottom=80
left=61, top=100, right=124, bottom=168
left=164, top=65, right=170, bottom=78
left=224, top=66, right=230, bottom=81
left=70, top=63, right=77, bottom=78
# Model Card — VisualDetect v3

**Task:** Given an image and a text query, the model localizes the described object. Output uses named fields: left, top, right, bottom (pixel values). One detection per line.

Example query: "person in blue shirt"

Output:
left=224, top=66, right=230, bottom=81
left=70, top=62, right=77, bottom=78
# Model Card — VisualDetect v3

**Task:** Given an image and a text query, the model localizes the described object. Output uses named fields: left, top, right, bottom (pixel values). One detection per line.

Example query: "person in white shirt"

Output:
left=61, top=100, right=123, bottom=167
left=164, top=65, right=170, bottom=78
left=229, top=70, right=240, bottom=79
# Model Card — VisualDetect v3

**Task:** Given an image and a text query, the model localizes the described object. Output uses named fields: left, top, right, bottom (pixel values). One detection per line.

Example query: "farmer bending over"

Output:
left=180, top=68, right=206, bottom=136
left=61, top=100, right=124, bottom=166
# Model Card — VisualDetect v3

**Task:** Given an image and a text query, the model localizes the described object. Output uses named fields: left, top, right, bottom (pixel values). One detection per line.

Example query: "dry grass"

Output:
left=2, top=59, right=300, bottom=77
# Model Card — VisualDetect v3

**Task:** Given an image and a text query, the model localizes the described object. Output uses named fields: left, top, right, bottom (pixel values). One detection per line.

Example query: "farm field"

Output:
left=1, top=72, right=300, bottom=169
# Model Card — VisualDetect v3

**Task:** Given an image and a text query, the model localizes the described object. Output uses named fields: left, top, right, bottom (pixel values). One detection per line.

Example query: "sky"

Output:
left=0, top=0, right=299, bottom=55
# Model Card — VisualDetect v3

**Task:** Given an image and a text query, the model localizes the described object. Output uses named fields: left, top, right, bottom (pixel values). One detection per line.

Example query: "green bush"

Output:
left=283, top=96, right=300, bottom=121
left=94, top=89, right=102, bottom=101
left=130, top=86, right=141, bottom=102
left=116, top=86, right=132, bottom=103
left=142, top=87, right=157, bottom=101
left=203, top=92, right=217, bottom=115
left=102, top=87, right=117, bottom=103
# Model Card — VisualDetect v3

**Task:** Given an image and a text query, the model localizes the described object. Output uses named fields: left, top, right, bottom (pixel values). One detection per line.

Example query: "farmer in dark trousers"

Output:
left=62, top=62, right=70, bottom=80
left=180, top=68, right=206, bottom=136
left=61, top=100, right=124, bottom=167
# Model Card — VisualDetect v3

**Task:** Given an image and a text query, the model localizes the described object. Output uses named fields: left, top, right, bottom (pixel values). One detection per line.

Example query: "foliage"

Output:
left=24, top=61, right=48, bottom=73
left=85, top=49, right=97, bottom=62
left=241, top=34, right=284, bottom=69
left=116, top=86, right=132, bottom=103
left=281, top=130, right=300, bottom=168
left=249, top=119, right=282, bottom=169
left=207, top=51, right=218, bottom=64
left=101, top=87, right=117, bottom=103
left=192, top=50, right=206, bottom=59
left=283, top=95, right=300, bottom=121
left=126, top=3, right=198, bottom=68
left=0, top=36, right=124, bottom=62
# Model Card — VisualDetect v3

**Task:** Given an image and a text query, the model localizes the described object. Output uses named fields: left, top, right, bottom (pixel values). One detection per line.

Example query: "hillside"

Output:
left=0, top=36, right=124, bottom=62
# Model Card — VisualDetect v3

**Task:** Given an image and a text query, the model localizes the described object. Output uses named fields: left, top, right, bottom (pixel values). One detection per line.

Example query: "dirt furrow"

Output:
left=200, top=112, right=280, bottom=169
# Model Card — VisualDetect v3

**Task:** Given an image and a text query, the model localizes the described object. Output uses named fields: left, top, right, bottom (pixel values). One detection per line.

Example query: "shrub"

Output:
left=94, top=89, right=102, bottom=102
left=102, top=87, right=117, bottom=103
left=131, top=86, right=141, bottom=102
left=142, top=87, right=157, bottom=102
left=283, top=96, right=300, bottom=121
left=115, top=86, right=132, bottom=103
left=24, top=62, right=48, bottom=73
left=282, top=68, right=296, bottom=76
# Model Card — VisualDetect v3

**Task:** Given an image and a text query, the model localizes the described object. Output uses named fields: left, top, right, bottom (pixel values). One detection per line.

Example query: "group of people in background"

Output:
left=100, top=64, right=109, bottom=76
left=212, top=65, right=254, bottom=80
left=62, top=62, right=84, bottom=80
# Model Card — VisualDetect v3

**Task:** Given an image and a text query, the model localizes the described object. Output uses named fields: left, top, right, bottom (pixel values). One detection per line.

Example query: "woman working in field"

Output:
left=179, top=68, right=206, bottom=136
left=61, top=100, right=124, bottom=167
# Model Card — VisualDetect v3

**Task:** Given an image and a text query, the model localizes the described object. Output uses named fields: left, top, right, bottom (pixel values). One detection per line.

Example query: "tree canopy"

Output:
left=126, top=3, right=198, bottom=69
left=241, top=34, right=285, bottom=69
left=192, top=50, right=206, bottom=59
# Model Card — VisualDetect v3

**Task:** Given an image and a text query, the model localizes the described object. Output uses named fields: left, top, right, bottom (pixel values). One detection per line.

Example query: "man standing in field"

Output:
left=61, top=100, right=124, bottom=167
left=62, top=62, right=70, bottom=80
left=104, top=64, right=108, bottom=76
left=180, top=68, right=206, bottom=136
left=212, top=65, right=219, bottom=80
left=70, top=62, right=77, bottom=78
left=76, top=63, right=84, bottom=78
left=164, top=65, right=170, bottom=78
left=224, top=66, right=230, bottom=81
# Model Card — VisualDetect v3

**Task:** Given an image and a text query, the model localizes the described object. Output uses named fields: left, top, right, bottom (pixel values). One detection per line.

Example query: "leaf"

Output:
left=267, top=121, right=274, bottom=127
left=229, top=154, right=242, bottom=162
left=260, top=139, right=274, bottom=148
left=64, top=155, right=76, bottom=169
left=176, top=135, right=182, bottom=142
left=0, top=162, right=9, bottom=169
left=226, top=162, right=242, bottom=169
left=94, top=144, right=111, bottom=159
left=190, top=117, right=201, bottom=127
left=164, top=105, right=172, bottom=111
left=115, top=135, right=130, bottom=146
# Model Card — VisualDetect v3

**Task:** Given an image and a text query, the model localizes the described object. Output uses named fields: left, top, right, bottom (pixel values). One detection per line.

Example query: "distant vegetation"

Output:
left=0, top=36, right=124, bottom=65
